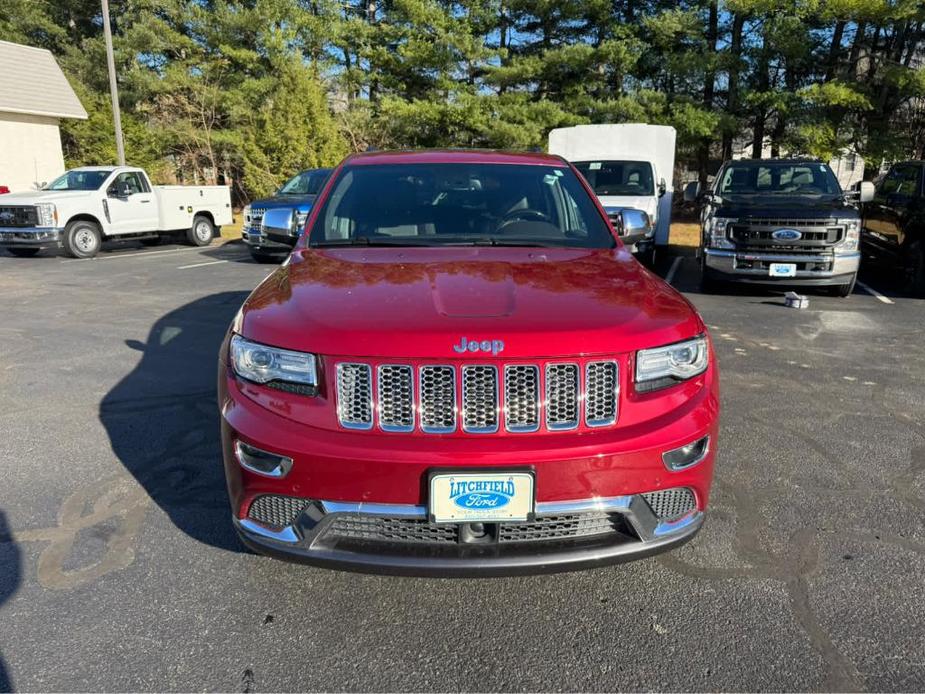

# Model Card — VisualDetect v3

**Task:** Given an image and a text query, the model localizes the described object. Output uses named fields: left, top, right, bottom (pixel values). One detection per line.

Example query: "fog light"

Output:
left=662, top=436, right=709, bottom=471
left=235, top=441, right=293, bottom=478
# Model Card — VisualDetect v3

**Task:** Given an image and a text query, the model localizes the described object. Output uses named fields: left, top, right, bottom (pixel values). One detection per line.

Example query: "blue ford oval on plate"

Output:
left=430, top=472, right=533, bottom=523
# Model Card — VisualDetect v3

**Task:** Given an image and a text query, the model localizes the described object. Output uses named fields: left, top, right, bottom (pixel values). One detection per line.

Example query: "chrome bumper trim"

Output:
left=704, top=248, right=860, bottom=278
left=0, top=227, right=62, bottom=245
left=237, top=492, right=701, bottom=549
left=237, top=517, right=300, bottom=544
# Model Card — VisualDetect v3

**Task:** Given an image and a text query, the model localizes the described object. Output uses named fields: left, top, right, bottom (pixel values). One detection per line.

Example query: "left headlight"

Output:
left=230, top=334, right=318, bottom=395
left=635, top=336, right=709, bottom=392
left=35, top=202, right=57, bottom=227
left=836, top=218, right=860, bottom=251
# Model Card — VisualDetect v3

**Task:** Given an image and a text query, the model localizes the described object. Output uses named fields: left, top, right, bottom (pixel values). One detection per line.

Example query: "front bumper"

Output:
left=233, top=494, right=704, bottom=576
left=704, top=248, right=860, bottom=286
left=0, top=227, right=62, bottom=248
left=242, top=228, right=294, bottom=252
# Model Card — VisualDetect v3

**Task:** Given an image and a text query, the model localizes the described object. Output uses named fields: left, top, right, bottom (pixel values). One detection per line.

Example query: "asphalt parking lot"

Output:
left=1, top=240, right=923, bottom=692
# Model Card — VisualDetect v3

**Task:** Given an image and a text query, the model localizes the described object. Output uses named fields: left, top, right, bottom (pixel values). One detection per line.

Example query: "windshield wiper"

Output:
left=312, top=237, right=442, bottom=247
left=470, top=237, right=564, bottom=248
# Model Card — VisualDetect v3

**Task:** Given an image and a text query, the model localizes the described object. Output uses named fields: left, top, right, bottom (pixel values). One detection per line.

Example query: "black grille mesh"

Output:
left=325, top=512, right=624, bottom=546
left=497, top=512, right=620, bottom=543
left=327, top=516, right=459, bottom=544
left=247, top=495, right=310, bottom=528
left=641, top=488, right=696, bottom=520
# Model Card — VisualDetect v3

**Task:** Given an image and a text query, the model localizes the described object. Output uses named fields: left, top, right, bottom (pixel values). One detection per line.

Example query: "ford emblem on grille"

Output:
left=771, top=228, right=802, bottom=241
left=449, top=478, right=514, bottom=510
left=453, top=336, right=504, bottom=355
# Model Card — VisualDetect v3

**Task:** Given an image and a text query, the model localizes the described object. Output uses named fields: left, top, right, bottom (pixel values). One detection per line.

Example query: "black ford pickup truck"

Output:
left=861, top=161, right=925, bottom=297
left=685, top=159, right=874, bottom=296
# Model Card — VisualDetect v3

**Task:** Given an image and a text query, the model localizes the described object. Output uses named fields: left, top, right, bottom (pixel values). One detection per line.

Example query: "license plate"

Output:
left=429, top=472, right=534, bottom=523
left=769, top=262, right=797, bottom=278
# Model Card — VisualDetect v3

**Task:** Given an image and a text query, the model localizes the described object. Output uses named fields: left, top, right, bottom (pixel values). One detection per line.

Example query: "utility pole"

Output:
left=101, top=0, right=125, bottom=165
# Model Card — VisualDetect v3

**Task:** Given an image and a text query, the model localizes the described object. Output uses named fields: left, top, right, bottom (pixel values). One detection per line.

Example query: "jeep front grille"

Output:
left=335, top=359, right=619, bottom=434
left=336, top=363, right=373, bottom=429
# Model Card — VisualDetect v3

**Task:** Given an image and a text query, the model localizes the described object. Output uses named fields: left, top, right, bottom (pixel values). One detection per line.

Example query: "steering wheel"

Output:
left=496, top=208, right=551, bottom=232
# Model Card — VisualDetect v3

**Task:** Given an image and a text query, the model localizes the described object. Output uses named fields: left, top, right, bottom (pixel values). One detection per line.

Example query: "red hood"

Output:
left=237, top=247, right=704, bottom=359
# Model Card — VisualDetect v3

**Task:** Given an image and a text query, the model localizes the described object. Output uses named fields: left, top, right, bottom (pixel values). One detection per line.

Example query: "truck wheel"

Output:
left=249, top=248, right=281, bottom=264
left=903, top=242, right=925, bottom=297
left=187, top=215, right=214, bottom=246
left=830, top=272, right=857, bottom=298
left=63, top=220, right=102, bottom=259
left=8, top=248, right=40, bottom=258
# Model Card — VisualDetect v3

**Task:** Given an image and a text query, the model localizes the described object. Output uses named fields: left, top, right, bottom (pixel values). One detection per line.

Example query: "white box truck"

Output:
left=548, top=124, right=677, bottom=262
left=0, top=166, right=233, bottom=258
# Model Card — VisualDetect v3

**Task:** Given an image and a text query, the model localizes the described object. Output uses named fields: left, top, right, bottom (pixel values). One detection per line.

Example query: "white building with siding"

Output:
left=0, top=40, right=87, bottom=193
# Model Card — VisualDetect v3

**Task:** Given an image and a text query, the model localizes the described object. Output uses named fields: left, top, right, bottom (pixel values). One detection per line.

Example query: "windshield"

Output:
left=572, top=160, right=654, bottom=196
left=306, top=163, right=615, bottom=248
left=45, top=170, right=112, bottom=191
left=717, top=162, right=842, bottom=196
left=279, top=170, right=331, bottom=196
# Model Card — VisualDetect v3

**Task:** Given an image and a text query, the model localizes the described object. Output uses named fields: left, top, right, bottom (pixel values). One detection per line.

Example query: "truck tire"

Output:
left=8, top=247, right=40, bottom=258
left=249, top=248, right=282, bottom=264
left=830, top=272, right=857, bottom=298
left=187, top=215, right=214, bottom=247
left=903, top=242, right=925, bottom=298
left=62, top=220, right=102, bottom=259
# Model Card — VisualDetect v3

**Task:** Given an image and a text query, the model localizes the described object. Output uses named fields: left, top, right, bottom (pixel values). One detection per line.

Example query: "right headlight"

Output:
left=635, top=336, right=709, bottom=392
left=230, top=334, right=318, bottom=395
left=705, top=217, right=735, bottom=249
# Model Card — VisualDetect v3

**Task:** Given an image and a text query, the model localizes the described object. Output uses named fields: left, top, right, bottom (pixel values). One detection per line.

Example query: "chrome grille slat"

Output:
left=462, top=365, right=499, bottom=433
left=504, top=365, right=539, bottom=432
left=585, top=361, right=618, bottom=427
left=377, top=365, right=414, bottom=432
left=545, top=363, right=579, bottom=430
left=419, top=365, right=456, bottom=433
left=336, top=363, right=373, bottom=429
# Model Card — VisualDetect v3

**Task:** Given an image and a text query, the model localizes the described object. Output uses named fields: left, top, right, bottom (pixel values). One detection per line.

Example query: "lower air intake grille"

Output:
left=326, top=516, right=459, bottom=544
left=641, top=488, right=696, bottom=520
left=497, top=512, right=622, bottom=543
left=248, top=495, right=310, bottom=528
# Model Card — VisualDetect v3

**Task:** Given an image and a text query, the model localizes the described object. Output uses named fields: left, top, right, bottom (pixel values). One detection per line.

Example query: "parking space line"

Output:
left=665, top=256, right=682, bottom=285
left=177, top=259, right=229, bottom=270
left=64, top=246, right=208, bottom=262
left=856, top=280, right=895, bottom=305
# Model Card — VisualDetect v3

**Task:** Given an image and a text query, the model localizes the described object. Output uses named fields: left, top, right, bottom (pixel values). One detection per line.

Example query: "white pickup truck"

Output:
left=0, top=166, right=233, bottom=258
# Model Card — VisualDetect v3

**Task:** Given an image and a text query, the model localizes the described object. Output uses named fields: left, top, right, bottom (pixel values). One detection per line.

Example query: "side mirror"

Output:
left=110, top=181, right=131, bottom=198
left=658, top=178, right=667, bottom=197
left=262, top=207, right=298, bottom=239
left=618, top=208, right=653, bottom=237
left=683, top=181, right=701, bottom=203
left=859, top=181, right=875, bottom=203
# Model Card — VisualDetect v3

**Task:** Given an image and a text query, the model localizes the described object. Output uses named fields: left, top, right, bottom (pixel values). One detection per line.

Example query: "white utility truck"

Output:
left=548, top=124, right=677, bottom=263
left=0, top=166, right=233, bottom=258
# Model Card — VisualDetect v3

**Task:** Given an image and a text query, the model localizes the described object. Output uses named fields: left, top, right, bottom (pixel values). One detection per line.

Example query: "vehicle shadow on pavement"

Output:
left=0, top=511, right=21, bottom=692
left=99, top=291, right=251, bottom=553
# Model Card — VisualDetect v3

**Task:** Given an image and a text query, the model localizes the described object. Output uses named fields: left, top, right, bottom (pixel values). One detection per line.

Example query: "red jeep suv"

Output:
left=218, top=150, right=719, bottom=575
